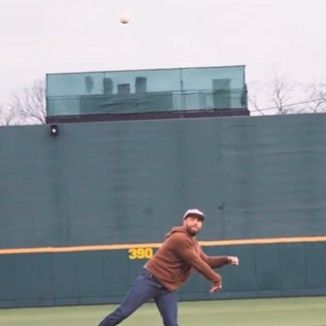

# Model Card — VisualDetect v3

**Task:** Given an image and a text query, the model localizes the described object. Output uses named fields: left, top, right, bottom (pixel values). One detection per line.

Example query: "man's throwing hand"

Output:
left=210, top=282, right=222, bottom=293
left=228, top=256, right=239, bottom=265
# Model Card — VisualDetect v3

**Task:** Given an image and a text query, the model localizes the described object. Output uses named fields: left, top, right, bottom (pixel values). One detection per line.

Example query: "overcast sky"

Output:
left=0, top=0, right=325, bottom=105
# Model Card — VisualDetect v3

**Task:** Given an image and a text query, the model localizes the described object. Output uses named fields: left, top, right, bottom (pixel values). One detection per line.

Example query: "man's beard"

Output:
left=186, top=226, right=199, bottom=236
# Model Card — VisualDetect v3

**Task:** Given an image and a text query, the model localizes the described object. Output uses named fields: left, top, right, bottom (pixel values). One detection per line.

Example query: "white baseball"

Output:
left=120, top=12, right=131, bottom=24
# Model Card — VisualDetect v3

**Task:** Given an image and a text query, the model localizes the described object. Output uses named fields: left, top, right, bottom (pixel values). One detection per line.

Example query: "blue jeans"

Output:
left=98, top=268, right=178, bottom=326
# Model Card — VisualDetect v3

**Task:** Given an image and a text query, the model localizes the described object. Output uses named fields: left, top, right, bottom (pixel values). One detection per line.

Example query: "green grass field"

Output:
left=0, top=296, right=325, bottom=326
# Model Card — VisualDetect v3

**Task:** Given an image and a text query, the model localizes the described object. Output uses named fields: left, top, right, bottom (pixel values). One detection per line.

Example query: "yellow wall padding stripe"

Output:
left=0, top=236, right=326, bottom=255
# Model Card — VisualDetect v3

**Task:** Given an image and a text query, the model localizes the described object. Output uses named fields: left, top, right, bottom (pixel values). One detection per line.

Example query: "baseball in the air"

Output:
left=120, top=12, right=131, bottom=24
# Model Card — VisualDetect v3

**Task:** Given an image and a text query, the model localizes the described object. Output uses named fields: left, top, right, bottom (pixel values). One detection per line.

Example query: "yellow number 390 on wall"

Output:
left=128, top=248, right=154, bottom=260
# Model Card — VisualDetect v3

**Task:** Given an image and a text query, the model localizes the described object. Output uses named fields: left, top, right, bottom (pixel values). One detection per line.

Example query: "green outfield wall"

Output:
left=0, top=242, right=325, bottom=308
left=0, top=113, right=326, bottom=307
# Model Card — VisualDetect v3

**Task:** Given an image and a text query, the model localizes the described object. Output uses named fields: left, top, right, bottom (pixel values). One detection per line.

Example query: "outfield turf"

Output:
left=0, top=296, right=325, bottom=326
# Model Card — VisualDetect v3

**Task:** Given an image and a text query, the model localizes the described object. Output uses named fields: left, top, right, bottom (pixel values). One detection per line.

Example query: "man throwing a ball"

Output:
left=98, top=208, right=239, bottom=326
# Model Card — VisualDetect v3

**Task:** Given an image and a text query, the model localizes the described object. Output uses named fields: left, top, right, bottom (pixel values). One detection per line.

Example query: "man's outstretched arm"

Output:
left=200, top=252, right=239, bottom=268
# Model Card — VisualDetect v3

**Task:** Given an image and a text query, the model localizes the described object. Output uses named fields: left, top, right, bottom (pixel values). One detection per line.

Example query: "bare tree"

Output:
left=248, top=73, right=326, bottom=116
left=0, top=103, right=16, bottom=126
left=0, top=104, right=5, bottom=125
left=268, top=74, right=296, bottom=115
left=301, top=83, right=326, bottom=113
left=8, top=79, right=46, bottom=125
left=321, top=88, right=326, bottom=102
left=248, top=75, right=296, bottom=116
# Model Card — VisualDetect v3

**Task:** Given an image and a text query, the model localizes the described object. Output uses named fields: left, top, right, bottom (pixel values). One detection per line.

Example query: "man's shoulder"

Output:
left=169, top=231, right=188, bottom=239
left=166, top=230, right=193, bottom=245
